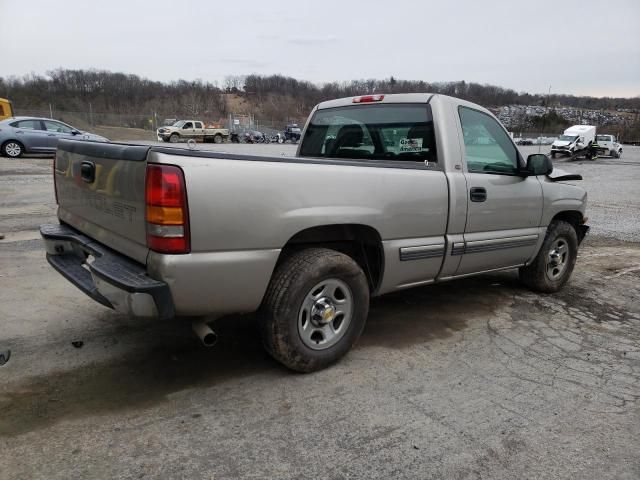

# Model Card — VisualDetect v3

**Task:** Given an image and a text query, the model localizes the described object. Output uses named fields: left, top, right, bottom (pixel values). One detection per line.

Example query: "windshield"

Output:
left=172, top=120, right=186, bottom=127
left=596, top=135, right=612, bottom=142
left=558, top=135, right=579, bottom=142
left=299, top=104, right=437, bottom=163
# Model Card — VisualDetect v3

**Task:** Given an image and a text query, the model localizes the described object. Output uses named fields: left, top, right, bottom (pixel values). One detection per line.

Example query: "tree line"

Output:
left=1, top=69, right=638, bottom=128
left=0, top=69, right=228, bottom=125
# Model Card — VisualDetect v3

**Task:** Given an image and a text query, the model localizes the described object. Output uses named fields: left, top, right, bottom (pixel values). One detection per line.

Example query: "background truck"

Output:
left=284, top=124, right=302, bottom=143
left=550, top=125, right=596, bottom=158
left=41, top=93, right=589, bottom=372
left=0, top=98, right=14, bottom=120
left=595, top=134, right=623, bottom=158
left=156, top=120, right=229, bottom=143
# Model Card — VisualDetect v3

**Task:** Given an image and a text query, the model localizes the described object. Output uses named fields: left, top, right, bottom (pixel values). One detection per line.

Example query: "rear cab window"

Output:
left=596, top=135, right=613, bottom=142
left=299, top=104, right=437, bottom=164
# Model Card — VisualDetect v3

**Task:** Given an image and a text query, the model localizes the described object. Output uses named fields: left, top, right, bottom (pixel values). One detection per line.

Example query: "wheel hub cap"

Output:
left=7, top=143, right=20, bottom=156
left=546, top=238, right=569, bottom=280
left=298, top=279, right=353, bottom=350
left=311, top=298, right=336, bottom=326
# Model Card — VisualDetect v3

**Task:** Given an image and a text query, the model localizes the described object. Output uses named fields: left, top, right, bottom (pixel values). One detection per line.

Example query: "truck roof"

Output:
left=316, top=93, right=435, bottom=110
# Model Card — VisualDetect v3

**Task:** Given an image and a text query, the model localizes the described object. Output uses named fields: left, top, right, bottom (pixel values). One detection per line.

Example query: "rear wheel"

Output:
left=1, top=140, right=23, bottom=158
left=259, top=248, right=369, bottom=372
left=519, top=221, right=578, bottom=293
left=213, top=134, right=223, bottom=144
left=169, top=133, right=180, bottom=143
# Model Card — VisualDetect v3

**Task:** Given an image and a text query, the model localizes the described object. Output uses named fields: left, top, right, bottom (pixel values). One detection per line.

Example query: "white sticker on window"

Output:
left=399, top=138, right=423, bottom=152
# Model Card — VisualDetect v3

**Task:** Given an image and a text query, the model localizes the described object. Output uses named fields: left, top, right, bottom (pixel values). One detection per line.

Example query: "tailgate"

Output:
left=54, top=139, right=151, bottom=264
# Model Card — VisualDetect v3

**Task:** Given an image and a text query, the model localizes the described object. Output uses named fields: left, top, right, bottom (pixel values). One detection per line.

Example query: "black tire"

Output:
left=259, top=248, right=370, bottom=372
left=169, top=133, right=180, bottom=143
left=213, top=134, right=223, bottom=144
left=519, top=220, right=578, bottom=293
left=551, top=152, right=556, bottom=159
left=1, top=140, right=24, bottom=158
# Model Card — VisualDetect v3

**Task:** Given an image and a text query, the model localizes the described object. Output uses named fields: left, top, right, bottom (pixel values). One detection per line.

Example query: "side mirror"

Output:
left=525, top=153, right=553, bottom=176
left=71, top=130, right=81, bottom=135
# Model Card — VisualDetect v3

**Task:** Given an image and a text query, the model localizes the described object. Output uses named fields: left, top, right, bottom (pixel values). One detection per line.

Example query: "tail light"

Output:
left=145, top=164, right=190, bottom=254
left=353, top=95, right=385, bottom=103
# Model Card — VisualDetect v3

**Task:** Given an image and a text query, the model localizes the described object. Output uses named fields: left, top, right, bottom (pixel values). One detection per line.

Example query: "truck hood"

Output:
left=552, top=140, right=572, bottom=147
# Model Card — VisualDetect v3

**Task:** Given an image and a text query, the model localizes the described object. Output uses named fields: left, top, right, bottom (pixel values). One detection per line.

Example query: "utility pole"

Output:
left=539, top=85, right=551, bottom=153
left=49, top=103, right=53, bottom=119
left=89, top=102, right=94, bottom=125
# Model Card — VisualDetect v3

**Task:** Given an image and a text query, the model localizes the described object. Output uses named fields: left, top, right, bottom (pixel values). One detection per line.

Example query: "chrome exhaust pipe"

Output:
left=192, top=320, right=218, bottom=347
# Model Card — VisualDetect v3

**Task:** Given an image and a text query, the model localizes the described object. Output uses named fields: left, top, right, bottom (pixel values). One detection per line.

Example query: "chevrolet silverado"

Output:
left=41, top=93, right=589, bottom=372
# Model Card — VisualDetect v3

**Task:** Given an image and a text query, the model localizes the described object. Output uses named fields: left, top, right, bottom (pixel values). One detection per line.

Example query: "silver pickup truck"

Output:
left=41, top=93, right=589, bottom=372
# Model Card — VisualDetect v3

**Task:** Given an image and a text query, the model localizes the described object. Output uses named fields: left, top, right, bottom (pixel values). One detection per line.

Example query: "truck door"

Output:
left=181, top=121, right=194, bottom=138
left=194, top=121, right=204, bottom=138
left=455, top=106, right=543, bottom=276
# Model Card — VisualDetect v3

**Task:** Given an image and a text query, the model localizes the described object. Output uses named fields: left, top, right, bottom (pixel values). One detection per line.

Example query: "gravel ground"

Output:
left=0, top=144, right=638, bottom=479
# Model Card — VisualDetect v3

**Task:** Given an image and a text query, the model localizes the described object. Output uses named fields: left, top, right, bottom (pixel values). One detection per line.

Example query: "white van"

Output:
left=551, top=125, right=596, bottom=158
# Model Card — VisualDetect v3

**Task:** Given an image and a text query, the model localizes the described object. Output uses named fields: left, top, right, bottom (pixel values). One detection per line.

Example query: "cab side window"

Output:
left=459, top=107, right=519, bottom=174
left=183, top=122, right=193, bottom=129
left=195, top=122, right=203, bottom=129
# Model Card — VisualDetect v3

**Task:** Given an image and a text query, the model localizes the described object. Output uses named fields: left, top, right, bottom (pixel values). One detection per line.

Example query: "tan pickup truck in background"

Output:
left=157, top=119, right=229, bottom=143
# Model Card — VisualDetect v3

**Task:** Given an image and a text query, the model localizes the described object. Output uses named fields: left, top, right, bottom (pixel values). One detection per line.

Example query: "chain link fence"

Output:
left=15, top=107, right=304, bottom=141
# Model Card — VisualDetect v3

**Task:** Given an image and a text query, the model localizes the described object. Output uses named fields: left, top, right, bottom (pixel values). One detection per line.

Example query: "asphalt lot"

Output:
left=1, top=143, right=639, bottom=479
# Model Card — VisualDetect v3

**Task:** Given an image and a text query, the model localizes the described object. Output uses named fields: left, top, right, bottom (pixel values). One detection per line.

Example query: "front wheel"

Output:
left=519, top=220, right=578, bottom=293
left=169, top=133, right=180, bottom=143
left=259, top=248, right=370, bottom=372
left=2, top=140, right=24, bottom=158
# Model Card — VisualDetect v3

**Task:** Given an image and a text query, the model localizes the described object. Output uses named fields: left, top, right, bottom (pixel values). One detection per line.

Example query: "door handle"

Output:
left=470, top=187, right=487, bottom=202
left=47, top=134, right=56, bottom=137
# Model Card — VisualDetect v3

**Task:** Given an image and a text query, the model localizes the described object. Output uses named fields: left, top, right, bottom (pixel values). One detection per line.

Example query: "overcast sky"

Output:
left=1, top=0, right=638, bottom=97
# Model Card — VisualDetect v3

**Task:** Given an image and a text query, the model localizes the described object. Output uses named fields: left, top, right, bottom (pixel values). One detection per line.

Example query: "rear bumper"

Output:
left=40, top=223, right=175, bottom=320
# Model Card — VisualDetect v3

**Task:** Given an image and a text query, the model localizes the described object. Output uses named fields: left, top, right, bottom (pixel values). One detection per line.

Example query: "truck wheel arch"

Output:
left=275, top=224, right=384, bottom=293
left=550, top=210, right=588, bottom=243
